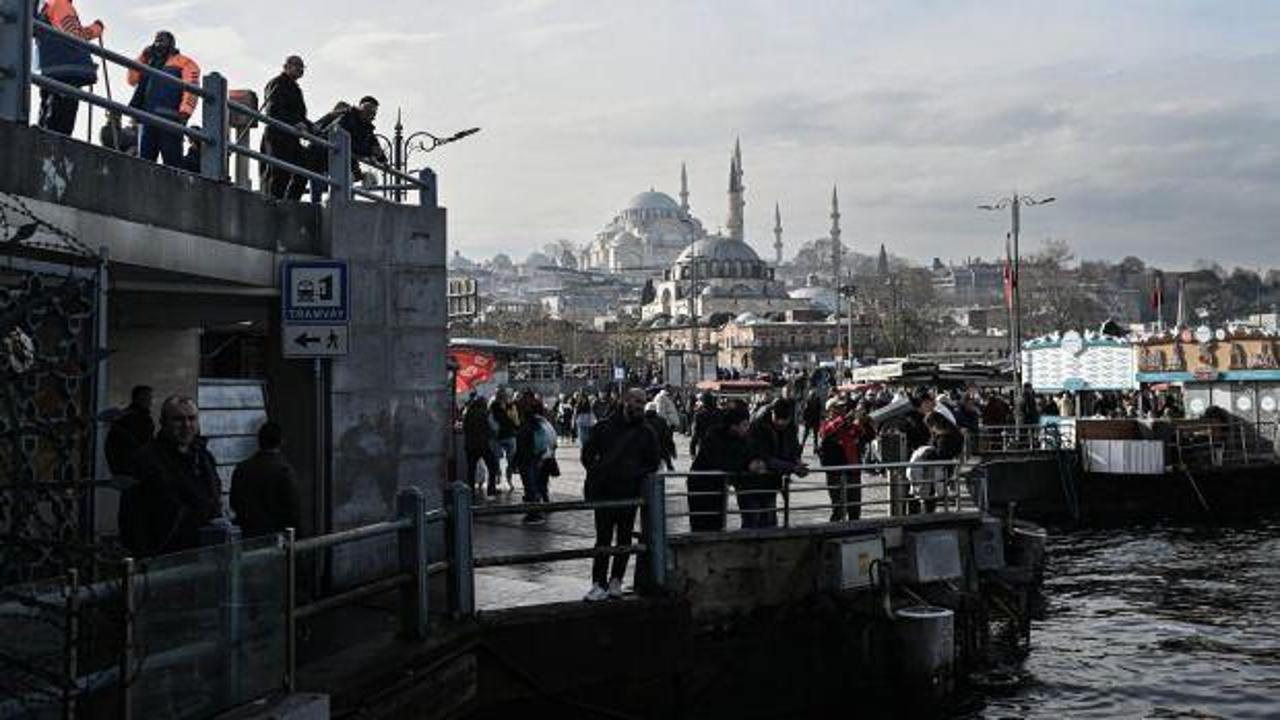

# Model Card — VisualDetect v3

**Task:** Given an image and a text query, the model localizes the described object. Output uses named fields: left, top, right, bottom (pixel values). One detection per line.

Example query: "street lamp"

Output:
left=978, top=192, right=1056, bottom=424
left=376, top=109, right=480, bottom=201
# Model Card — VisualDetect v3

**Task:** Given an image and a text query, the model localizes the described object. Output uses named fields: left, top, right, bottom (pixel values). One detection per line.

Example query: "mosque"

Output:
left=577, top=140, right=843, bottom=322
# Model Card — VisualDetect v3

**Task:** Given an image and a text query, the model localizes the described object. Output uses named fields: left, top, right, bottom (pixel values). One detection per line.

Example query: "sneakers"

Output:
left=607, top=578, right=624, bottom=599
left=584, top=584, right=609, bottom=602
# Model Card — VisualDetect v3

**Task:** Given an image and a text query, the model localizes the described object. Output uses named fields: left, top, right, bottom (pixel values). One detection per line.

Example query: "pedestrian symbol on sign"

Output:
left=327, top=330, right=340, bottom=349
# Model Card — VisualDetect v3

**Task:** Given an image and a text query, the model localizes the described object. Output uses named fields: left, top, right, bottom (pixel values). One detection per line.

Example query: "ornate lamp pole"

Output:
left=376, top=109, right=480, bottom=201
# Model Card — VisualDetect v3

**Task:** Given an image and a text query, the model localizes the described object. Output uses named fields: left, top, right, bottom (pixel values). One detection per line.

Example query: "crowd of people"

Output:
left=31, top=0, right=390, bottom=198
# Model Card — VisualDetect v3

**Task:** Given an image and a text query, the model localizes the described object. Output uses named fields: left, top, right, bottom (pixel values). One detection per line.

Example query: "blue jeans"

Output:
left=521, top=459, right=548, bottom=504
left=140, top=122, right=186, bottom=168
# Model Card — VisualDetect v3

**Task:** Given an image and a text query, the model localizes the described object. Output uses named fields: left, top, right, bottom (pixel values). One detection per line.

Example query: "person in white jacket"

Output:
left=653, top=387, right=681, bottom=433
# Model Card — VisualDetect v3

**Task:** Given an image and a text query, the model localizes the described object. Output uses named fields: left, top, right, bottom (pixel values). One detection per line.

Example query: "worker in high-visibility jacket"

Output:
left=32, top=0, right=105, bottom=135
left=127, top=30, right=200, bottom=169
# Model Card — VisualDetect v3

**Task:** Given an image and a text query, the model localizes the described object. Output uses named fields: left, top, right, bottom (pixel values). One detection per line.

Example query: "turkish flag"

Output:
left=451, top=350, right=496, bottom=393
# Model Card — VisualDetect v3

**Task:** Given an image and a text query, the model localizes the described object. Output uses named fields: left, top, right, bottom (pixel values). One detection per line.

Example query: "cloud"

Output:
left=130, top=0, right=204, bottom=24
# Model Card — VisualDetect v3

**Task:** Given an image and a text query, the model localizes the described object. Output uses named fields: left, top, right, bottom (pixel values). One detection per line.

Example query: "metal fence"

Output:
left=0, top=9, right=432, bottom=205
left=1174, top=421, right=1279, bottom=470
left=971, top=423, right=1070, bottom=455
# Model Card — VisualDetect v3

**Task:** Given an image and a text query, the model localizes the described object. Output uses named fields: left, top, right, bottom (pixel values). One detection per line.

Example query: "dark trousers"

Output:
left=591, top=506, right=638, bottom=586
left=140, top=121, right=187, bottom=168
left=801, top=424, right=819, bottom=452
left=38, top=88, right=79, bottom=136
left=687, top=475, right=727, bottom=532
left=264, top=137, right=325, bottom=200
left=737, top=487, right=778, bottom=528
left=521, top=459, right=549, bottom=504
left=466, top=447, right=499, bottom=492
left=825, top=471, right=862, bottom=521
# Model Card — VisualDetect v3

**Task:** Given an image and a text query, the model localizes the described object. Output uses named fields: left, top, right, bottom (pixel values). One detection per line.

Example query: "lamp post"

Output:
left=376, top=109, right=480, bottom=201
left=839, top=276, right=856, bottom=372
left=978, top=192, right=1056, bottom=424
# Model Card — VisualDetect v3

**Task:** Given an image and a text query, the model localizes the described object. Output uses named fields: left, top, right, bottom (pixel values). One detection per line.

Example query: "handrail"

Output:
left=29, top=74, right=209, bottom=143
left=33, top=19, right=210, bottom=99
left=226, top=97, right=334, bottom=149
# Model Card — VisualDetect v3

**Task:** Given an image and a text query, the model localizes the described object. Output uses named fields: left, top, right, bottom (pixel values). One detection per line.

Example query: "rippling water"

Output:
left=971, top=518, right=1280, bottom=719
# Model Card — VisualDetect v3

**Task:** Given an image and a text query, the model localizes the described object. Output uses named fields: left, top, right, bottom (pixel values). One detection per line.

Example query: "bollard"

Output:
left=118, top=558, right=135, bottom=720
left=640, top=474, right=668, bottom=593
left=447, top=482, right=475, bottom=617
left=200, top=72, right=229, bottom=181
left=0, top=1, right=33, bottom=124
left=283, top=528, right=297, bottom=693
left=396, top=488, right=428, bottom=639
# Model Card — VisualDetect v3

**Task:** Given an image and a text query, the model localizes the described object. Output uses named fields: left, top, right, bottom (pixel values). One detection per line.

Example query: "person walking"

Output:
left=127, top=396, right=221, bottom=556
left=801, top=388, right=824, bottom=453
left=261, top=55, right=316, bottom=200
left=581, top=388, right=659, bottom=601
left=32, top=0, right=105, bottom=135
left=126, top=30, right=200, bottom=168
left=644, top=401, right=677, bottom=471
left=689, top=403, right=763, bottom=532
left=689, top=391, right=719, bottom=458
left=573, top=394, right=596, bottom=448
left=229, top=421, right=300, bottom=537
left=742, top=398, right=807, bottom=529
left=462, top=393, right=499, bottom=497
left=515, top=395, right=557, bottom=524
left=652, top=385, right=681, bottom=432
left=489, top=389, right=519, bottom=491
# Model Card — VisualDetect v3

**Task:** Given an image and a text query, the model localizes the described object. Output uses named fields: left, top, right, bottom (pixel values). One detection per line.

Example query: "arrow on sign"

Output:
left=294, top=333, right=321, bottom=348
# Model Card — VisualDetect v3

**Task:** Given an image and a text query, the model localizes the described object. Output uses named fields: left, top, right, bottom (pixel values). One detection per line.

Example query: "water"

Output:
left=971, top=518, right=1280, bottom=719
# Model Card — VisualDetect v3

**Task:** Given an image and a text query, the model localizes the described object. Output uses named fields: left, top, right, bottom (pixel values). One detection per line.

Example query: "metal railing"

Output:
left=660, top=459, right=976, bottom=533
left=0, top=10, right=433, bottom=205
left=1174, top=420, right=1279, bottom=470
left=971, top=423, right=1070, bottom=455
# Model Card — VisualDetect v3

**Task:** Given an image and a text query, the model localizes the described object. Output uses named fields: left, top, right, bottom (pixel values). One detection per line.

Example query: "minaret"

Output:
left=726, top=139, right=745, bottom=242
left=877, top=243, right=889, bottom=277
left=830, top=185, right=842, bottom=286
left=773, top=203, right=784, bottom=264
left=679, top=162, right=690, bottom=214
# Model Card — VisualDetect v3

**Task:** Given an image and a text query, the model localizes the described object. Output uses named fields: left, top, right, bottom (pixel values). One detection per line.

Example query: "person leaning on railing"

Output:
left=689, top=402, right=764, bottom=532
left=261, top=55, right=317, bottom=201
left=126, top=30, right=200, bottom=169
left=32, top=0, right=105, bottom=135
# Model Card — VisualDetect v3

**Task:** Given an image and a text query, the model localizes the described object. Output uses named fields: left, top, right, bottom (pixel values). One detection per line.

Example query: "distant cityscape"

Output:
left=448, top=141, right=1280, bottom=371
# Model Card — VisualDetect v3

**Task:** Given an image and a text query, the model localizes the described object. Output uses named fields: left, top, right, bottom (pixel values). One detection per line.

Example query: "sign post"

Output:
left=282, top=261, right=350, bottom=357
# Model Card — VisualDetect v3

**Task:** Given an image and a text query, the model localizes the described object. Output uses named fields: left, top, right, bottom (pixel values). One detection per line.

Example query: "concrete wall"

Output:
left=325, top=198, right=449, bottom=586
left=0, top=119, right=321, bottom=254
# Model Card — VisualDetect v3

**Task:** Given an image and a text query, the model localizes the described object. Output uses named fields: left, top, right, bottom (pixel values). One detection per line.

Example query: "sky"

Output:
left=92, top=0, right=1280, bottom=269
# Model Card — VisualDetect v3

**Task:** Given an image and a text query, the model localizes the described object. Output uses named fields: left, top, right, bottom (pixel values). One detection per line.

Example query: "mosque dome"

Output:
left=625, top=190, right=681, bottom=212
left=675, top=236, right=762, bottom=264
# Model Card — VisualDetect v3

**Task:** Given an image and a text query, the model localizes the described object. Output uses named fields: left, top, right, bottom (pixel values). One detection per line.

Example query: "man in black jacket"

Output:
left=742, top=398, right=807, bottom=529
left=689, top=402, right=763, bottom=532
left=581, top=388, right=659, bottom=601
left=128, top=396, right=222, bottom=556
left=261, top=55, right=314, bottom=200
left=230, top=421, right=300, bottom=537
left=462, top=393, right=499, bottom=497
left=689, top=391, right=719, bottom=458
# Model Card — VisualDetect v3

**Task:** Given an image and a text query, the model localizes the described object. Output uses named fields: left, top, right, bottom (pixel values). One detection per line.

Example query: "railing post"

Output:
left=200, top=72, right=229, bottom=181
left=447, top=481, right=475, bottom=618
left=328, top=126, right=352, bottom=202
left=0, top=0, right=33, bottom=124
left=118, top=557, right=135, bottom=720
left=641, top=474, right=668, bottom=594
left=283, top=528, right=297, bottom=693
left=417, top=167, right=437, bottom=208
left=63, top=568, right=79, bottom=720
left=396, top=488, right=428, bottom=639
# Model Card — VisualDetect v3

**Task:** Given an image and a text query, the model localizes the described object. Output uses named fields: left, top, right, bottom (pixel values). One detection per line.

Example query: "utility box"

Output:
left=970, top=517, right=1006, bottom=572
left=898, top=529, right=963, bottom=584
left=819, top=535, right=885, bottom=591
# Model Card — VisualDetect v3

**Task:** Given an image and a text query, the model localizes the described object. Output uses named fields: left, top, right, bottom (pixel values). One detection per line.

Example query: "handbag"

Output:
left=541, top=457, right=561, bottom=478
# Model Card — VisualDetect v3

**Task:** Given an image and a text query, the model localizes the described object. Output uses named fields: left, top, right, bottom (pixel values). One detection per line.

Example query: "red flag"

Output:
left=1150, top=271, right=1164, bottom=311
left=1002, top=233, right=1014, bottom=311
